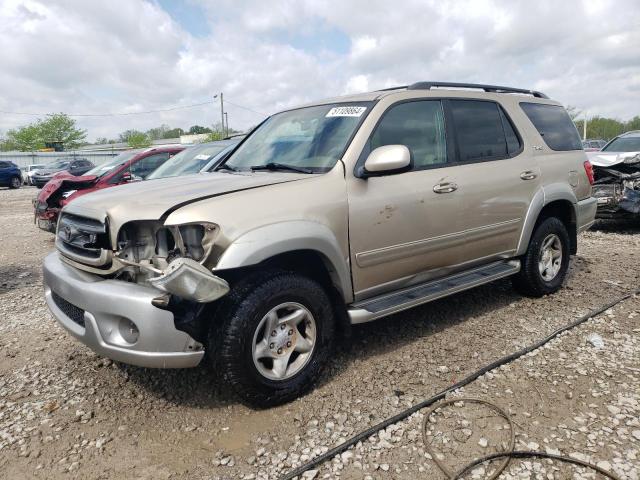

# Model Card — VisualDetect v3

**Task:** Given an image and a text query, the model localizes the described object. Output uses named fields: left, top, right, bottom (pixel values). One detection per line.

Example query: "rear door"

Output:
left=444, top=99, right=541, bottom=264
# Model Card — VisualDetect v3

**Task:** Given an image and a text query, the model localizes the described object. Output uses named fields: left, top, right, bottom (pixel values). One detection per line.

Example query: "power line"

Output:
left=0, top=100, right=213, bottom=117
left=223, top=100, right=267, bottom=117
left=0, top=98, right=268, bottom=118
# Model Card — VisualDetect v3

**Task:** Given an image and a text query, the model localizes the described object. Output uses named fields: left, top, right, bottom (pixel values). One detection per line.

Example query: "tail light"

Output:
left=583, top=160, right=594, bottom=185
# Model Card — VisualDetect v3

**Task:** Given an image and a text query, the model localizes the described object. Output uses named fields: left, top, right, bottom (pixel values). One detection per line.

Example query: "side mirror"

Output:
left=359, top=145, right=412, bottom=178
left=121, top=171, right=132, bottom=182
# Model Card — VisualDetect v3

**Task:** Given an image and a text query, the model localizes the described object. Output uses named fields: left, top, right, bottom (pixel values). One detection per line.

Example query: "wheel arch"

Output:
left=516, top=187, right=578, bottom=256
left=215, top=221, right=353, bottom=304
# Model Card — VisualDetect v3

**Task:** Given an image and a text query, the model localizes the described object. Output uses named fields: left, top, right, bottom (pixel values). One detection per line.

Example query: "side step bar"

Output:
left=348, top=260, right=520, bottom=324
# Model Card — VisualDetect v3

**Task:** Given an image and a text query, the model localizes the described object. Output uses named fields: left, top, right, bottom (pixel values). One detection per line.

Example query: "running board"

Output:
left=348, top=260, right=520, bottom=324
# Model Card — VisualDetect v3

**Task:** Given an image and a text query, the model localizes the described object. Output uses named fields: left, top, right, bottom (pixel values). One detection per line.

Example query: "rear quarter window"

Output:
left=520, top=103, right=582, bottom=151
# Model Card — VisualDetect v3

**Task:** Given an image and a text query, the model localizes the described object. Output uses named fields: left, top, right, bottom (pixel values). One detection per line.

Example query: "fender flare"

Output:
left=215, top=221, right=353, bottom=303
left=515, top=184, right=578, bottom=256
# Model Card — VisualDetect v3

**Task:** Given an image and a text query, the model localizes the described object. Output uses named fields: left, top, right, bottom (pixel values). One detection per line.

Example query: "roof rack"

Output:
left=407, top=81, right=548, bottom=99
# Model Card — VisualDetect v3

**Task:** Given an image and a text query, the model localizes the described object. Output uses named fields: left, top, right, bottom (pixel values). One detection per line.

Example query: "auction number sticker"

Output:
left=326, top=106, right=367, bottom=117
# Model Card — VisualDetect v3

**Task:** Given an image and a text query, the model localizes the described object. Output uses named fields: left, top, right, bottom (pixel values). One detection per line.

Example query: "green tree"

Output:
left=4, top=124, right=44, bottom=151
left=37, top=113, right=87, bottom=149
left=127, top=131, right=152, bottom=148
left=625, top=116, right=640, bottom=131
left=162, top=127, right=184, bottom=139
left=188, top=125, right=212, bottom=134
left=146, top=124, right=171, bottom=140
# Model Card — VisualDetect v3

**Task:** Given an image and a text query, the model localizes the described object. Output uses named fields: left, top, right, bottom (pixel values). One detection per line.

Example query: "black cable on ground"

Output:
left=422, top=398, right=515, bottom=480
left=452, top=451, right=622, bottom=480
left=279, top=288, right=640, bottom=480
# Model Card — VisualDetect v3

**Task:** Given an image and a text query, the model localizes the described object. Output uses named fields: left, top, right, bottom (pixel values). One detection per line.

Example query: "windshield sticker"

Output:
left=194, top=154, right=211, bottom=160
left=326, top=106, right=367, bottom=118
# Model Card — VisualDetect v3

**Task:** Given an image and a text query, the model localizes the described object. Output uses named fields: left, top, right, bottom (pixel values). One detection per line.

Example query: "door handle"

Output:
left=433, top=182, right=458, bottom=194
left=520, top=170, right=538, bottom=181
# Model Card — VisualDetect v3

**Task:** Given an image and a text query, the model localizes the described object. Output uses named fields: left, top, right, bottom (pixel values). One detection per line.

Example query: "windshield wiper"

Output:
left=215, top=164, right=240, bottom=172
left=250, top=163, right=313, bottom=174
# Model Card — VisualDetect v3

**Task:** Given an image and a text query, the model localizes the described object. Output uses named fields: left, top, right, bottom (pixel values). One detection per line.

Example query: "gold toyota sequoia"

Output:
left=43, top=82, right=597, bottom=406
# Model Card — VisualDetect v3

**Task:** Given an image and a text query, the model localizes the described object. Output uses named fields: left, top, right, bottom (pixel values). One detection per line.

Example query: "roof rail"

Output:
left=407, top=81, right=549, bottom=99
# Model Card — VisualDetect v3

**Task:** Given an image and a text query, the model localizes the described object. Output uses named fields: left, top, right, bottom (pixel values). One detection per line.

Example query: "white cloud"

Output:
left=0, top=0, right=638, bottom=142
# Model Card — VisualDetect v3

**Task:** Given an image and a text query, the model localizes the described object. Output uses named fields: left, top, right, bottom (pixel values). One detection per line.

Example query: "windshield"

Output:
left=602, top=136, right=640, bottom=152
left=48, top=160, right=70, bottom=169
left=147, top=143, right=230, bottom=179
left=84, top=150, right=141, bottom=177
left=221, top=103, right=371, bottom=172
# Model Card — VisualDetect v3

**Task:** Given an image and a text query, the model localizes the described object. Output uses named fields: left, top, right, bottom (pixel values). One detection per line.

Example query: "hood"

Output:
left=587, top=150, right=640, bottom=167
left=37, top=174, right=98, bottom=205
left=35, top=167, right=66, bottom=176
left=63, top=171, right=308, bottom=226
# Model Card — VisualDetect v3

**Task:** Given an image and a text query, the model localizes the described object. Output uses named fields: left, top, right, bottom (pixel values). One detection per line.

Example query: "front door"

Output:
left=347, top=99, right=465, bottom=300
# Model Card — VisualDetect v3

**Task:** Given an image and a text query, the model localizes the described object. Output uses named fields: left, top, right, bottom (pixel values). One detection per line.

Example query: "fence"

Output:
left=0, top=150, right=120, bottom=169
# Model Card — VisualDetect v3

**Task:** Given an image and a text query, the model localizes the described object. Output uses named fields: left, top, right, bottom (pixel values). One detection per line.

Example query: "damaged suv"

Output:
left=43, top=82, right=596, bottom=406
left=588, top=130, right=640, bottom=218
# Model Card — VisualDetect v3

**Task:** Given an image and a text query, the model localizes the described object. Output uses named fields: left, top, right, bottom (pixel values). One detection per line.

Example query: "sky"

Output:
left=0, top=0, right=639, bottom=142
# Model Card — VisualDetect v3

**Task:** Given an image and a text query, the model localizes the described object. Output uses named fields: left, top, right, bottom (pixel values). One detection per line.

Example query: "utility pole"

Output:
left=583, top=112, right=587, bottom=140
left=219, top=92, right=225, bottom=137
left=224, top=112, right=228, bottom=137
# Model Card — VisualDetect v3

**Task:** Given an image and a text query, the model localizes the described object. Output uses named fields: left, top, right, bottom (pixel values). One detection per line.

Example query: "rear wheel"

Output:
left=209, top=270, right=335, bottom=407
left=512, top=217, right=570, bottom=297
left=9, top=176, right=21, bottom=189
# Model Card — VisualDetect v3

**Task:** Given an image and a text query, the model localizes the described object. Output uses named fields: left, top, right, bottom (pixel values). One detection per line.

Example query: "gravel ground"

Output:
left=1, top=186, right=639, bottom=479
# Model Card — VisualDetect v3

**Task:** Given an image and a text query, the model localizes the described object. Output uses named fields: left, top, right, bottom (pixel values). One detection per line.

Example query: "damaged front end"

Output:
left=35, top=175, right=97, bottom=232
left=113, top=221, right=229, bottom=303
left=56, top=213, right=229, bottom=304
left=591, top=154, right=640, bottom=218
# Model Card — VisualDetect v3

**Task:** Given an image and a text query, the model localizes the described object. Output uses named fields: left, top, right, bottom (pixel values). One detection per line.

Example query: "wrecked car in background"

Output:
left=588, top=130, right=640, bottom=218
left=34, top=145, right=184, bottom=232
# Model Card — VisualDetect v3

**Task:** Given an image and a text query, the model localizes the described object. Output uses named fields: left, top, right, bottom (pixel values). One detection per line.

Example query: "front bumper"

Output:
left=576, top=196, right=597, bottom=232
left=33, top=177, right=51, bottom=187
left=591, top=184, right=640, bottom=218
left=43, top=252, right=204, bottom=368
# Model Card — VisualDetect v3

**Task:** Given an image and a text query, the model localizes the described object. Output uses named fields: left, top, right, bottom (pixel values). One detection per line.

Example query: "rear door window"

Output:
left=449, top=100, right=512, bottom=162
left=520, top=102, right=582, bottom=151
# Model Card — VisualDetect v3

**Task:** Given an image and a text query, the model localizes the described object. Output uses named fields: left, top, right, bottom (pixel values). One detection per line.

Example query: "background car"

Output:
left=587, top=130, right=640, bottom=218
left=34, top=145, right=185, bottom=232
left=21, top=164, right=46, bottom=185
left=32, top=158, right=94, bottom=188
left=0, top=160, right=23, bottom=189
left=146, top=138, right=241, bottom=180
left=582, top=139, right=607, bottom=152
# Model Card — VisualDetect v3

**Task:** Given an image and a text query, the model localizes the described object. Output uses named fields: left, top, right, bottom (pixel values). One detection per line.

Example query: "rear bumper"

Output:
left=576, top=196, right=597, bottom=232
left=43, top=252, right=204, bottom=368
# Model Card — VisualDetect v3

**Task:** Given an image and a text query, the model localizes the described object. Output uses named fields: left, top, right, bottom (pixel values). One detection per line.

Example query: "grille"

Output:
left=52, top=291, right=85, bottom=327
left=56, top=213, right=110, bottom=266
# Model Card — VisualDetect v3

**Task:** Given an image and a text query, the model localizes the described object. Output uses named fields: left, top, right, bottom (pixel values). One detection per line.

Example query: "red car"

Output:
left=34, top=145, right=185, bottom=232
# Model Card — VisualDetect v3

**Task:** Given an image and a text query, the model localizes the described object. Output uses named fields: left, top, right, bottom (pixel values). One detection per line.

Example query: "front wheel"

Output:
left=9, top=176, right=21, bottom=189
left=512, top=216, right=570, bottom=297
left=209, top=271, right=335, bottom=407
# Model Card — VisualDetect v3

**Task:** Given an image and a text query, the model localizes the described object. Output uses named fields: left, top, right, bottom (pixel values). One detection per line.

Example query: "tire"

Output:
left=209, top=270, right=335, bottom=407
left=512, top=216, right=570, bottom=297
left=9, top=176, right=21, bottom=189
